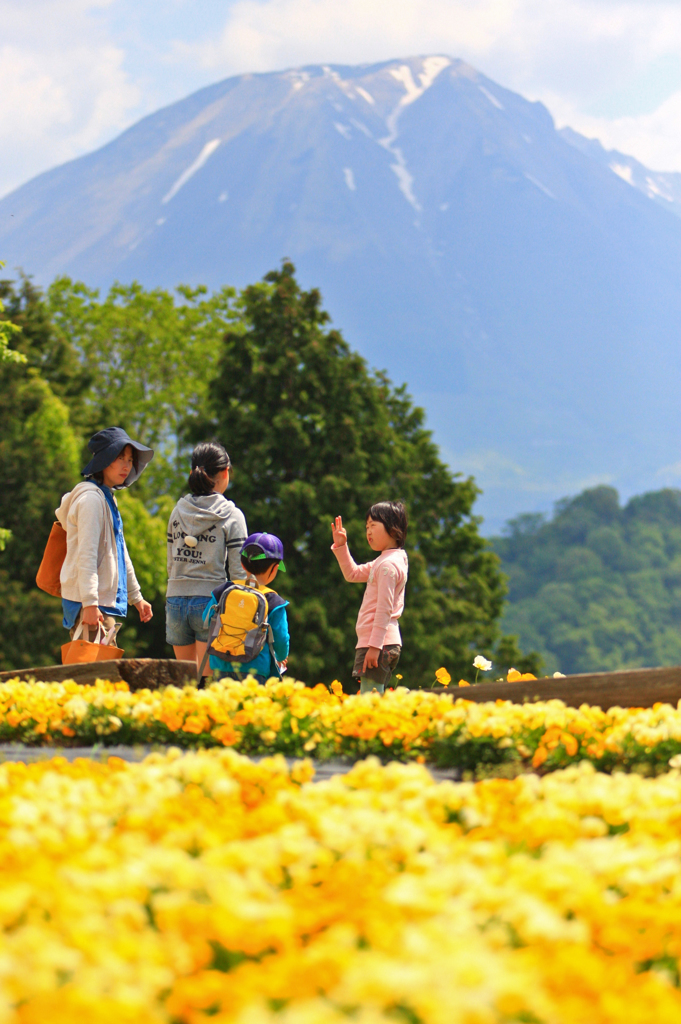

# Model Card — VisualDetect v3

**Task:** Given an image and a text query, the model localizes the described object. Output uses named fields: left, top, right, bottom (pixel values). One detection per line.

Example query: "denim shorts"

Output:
left=165, top=596, right=211, bottom=646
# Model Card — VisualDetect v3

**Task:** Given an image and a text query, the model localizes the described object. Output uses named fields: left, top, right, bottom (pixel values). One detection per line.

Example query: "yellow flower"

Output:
left=435, top=668, right=452, bottom=686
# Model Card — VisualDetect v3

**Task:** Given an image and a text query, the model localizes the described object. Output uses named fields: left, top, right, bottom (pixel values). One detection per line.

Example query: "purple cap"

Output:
left=241, top=532, right=286, bottom=571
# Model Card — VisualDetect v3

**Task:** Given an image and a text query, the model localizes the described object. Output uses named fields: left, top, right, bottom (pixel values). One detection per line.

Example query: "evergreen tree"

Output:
left=189, top=263, right=526, bottom=686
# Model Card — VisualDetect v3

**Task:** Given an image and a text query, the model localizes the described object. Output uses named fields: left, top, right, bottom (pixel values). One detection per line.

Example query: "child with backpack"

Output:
left=166, top=441, right=248, bottom=676
left=331, top=501, right=409, bottom=693
left=54, top=427, right=154, bottom=643
left=200, top=532, right=289, bottom=683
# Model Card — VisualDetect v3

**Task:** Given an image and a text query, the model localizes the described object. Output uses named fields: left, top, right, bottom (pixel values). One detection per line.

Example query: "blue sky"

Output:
left=3, top=0, right=681, bottom=197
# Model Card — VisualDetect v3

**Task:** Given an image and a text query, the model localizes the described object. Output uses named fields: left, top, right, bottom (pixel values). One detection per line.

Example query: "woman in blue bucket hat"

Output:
left=55, top=427, right=155, bottom=645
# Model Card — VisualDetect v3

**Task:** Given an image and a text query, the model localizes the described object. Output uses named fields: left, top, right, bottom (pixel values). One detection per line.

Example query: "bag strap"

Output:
left=103, top=623, right=121, bottom=647
left=73, top=618, right=106, bottom=644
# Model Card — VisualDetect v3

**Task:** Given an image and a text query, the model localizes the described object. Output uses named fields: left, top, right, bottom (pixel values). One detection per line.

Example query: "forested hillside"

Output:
left=0, top=264, right=536, bottom=685
left=493, top=486, right=681, bottom=675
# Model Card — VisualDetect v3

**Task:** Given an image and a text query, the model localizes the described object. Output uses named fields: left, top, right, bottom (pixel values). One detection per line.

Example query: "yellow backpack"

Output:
left=199, top=579, right=278, bottom=677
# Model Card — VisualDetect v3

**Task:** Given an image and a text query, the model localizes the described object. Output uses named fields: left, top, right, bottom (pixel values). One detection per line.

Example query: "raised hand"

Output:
left=331, top=515, right=348, bottom=547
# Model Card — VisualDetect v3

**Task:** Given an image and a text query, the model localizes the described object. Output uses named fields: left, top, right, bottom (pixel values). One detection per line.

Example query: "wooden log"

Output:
left=0, top=659, right=198, bottom=691
left=427, top=665, right=681, bottom=711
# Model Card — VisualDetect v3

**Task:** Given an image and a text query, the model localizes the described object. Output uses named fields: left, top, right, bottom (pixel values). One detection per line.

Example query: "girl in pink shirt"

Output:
left=331, top=501, right=409, bottom=693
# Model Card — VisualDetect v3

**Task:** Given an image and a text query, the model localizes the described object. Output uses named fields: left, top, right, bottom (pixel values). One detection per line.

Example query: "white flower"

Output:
left=473, top=656, right=492, bottom=672
left=64, top=696, right=89, bottom=723
left=668, top=754, right=681, bottom=769
left=553, top=672, right=566, bottom=678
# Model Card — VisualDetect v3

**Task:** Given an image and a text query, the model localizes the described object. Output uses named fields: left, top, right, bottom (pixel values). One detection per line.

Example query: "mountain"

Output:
left=2, top=55, right=681, bottom=533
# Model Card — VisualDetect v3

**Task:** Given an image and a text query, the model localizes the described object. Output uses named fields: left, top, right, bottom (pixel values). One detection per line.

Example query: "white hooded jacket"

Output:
left=55, top=482, right=143, bottom=609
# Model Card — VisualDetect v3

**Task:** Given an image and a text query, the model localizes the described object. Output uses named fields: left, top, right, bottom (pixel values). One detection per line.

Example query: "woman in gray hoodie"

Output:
left=166, top=442, right=248, bottom=673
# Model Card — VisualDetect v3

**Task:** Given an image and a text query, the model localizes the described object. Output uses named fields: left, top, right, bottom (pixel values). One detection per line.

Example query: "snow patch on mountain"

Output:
left=610, top=163, right=634, bottom=185
left=162, top=139, right=220, bottom=204
left=524, top=173, right=555, bottom=199
left=350, top=119, right=373, bottom=138
left=378, top=57, right=450, bottom=212
left=356, top=86, right=374, bottom=105
left=479, top=85, right=504, bottom=110
left=343, top=167, right=356, bottom=191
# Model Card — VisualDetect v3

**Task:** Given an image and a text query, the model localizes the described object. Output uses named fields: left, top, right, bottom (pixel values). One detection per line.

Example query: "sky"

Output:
left=2, top=0, right=681, bottom=198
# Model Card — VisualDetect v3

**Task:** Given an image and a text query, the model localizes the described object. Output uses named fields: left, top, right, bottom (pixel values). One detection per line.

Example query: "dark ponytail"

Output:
left=188, top=442, right=231, bottom=496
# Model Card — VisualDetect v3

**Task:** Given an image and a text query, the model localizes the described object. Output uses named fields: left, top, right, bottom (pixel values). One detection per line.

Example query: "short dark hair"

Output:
left=241, top=544, right=280, bottom=576
left=92, top=444, right=138, bottom=484
left=366, top=501, right=408, bottom=547
left=188, top=441, right=231, bottom=496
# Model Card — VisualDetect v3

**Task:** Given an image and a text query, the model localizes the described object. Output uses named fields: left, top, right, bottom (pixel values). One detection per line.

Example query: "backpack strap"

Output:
left=197, top=644, right=211, bottom=681
left=267, top=625, right=282, bottom=679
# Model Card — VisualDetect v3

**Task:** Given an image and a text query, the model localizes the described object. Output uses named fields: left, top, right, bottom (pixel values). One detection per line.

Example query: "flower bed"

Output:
left=2, top=676, right=681, bottom=774
left=0, top=750, right=681, bottom=1021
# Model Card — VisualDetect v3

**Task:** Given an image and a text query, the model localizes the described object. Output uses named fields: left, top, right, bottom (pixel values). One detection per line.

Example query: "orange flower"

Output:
left=532, top=745, right=548, bottom=768
left=182, top=715, right=209, bottom=734
left=458, top=679, right=470, bottom=687
left=212, top=723, right=238, bottom=746
left=507, top=668, right=537, bottom=682
left=435, top=668, right=452, bottom=686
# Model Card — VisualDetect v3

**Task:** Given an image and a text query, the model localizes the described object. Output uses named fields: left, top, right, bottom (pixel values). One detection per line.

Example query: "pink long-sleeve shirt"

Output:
left=332, top=544, right=409, bottom=649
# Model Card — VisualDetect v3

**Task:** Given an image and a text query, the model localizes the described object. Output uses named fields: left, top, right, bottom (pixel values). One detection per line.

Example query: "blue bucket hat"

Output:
left=241, top=532, right=286, bottom=571
left=82, top=427, right=154, bottom=488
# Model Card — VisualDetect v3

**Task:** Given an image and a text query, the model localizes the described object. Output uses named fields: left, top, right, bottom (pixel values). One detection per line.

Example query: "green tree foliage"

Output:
left=1, top=274, right=89, bottom=414
left=0, top=362, right=81, bottom=669
left=0, top=266, right=26, bottom=554
left=46, top=278, right=240, bottom=503
left=0, top=264, right=26, bottom=369
left=493, top=485, right=681, bottom=675
left=189, top=262, right=527, bottom=687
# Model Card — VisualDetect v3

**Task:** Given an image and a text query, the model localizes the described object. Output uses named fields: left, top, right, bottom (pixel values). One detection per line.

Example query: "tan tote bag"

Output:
left=61, top=621, right=124, bottom=665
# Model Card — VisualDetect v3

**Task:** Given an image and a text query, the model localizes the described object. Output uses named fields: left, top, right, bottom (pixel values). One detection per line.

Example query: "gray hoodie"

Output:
left=166, top=494, right=248, bottom=597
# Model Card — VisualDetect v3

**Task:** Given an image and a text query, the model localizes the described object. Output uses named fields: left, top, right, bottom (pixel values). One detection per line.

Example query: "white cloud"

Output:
left=547, top=90, right=681, bottom=171
left=0, top=0, right=139, bottom=198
